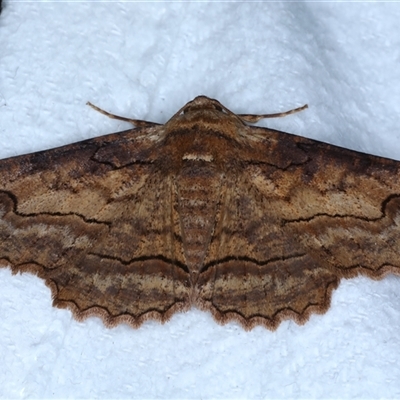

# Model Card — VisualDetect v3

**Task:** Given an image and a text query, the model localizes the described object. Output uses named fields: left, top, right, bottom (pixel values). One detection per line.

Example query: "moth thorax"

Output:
left=182, top=152, right=214, bottom=162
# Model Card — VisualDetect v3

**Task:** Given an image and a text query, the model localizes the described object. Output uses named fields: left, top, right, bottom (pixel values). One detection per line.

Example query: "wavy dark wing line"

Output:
left=0, top=127, right=191, bottom=327
left=197, top=127, right=400, bottom=330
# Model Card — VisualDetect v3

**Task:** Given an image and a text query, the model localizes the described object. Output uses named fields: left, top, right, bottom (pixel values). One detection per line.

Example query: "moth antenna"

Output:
left=238, top=104, right=308, bottom=123
left=86, top=102, right=160, bottom=128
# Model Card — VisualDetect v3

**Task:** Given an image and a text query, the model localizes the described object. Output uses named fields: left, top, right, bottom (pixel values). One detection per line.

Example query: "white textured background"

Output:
left=1, top=2, right=400, bottom=399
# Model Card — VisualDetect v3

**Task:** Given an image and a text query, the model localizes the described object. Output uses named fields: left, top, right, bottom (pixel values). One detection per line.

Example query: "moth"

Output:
left=1, top=96, right=399, bottom=330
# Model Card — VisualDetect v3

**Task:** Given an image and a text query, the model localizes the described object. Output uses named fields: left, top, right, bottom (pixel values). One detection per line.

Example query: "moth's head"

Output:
left=181, top=96, right=225, bottom=114
left=164, top=95, right=246, bottom=135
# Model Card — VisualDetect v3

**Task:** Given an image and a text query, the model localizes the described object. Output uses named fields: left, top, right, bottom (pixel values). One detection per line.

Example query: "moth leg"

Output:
left=86, top=102, right=161, bottom=128
left=238, top=104, right=308, bottom=124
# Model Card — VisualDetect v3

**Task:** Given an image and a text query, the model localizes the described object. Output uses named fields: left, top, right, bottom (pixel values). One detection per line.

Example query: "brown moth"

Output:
left=1, top=96, right=399, bottom=330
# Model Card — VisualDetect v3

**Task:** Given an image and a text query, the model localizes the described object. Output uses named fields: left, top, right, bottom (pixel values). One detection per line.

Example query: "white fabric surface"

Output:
left=1, top=2, right=400, bottom=399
